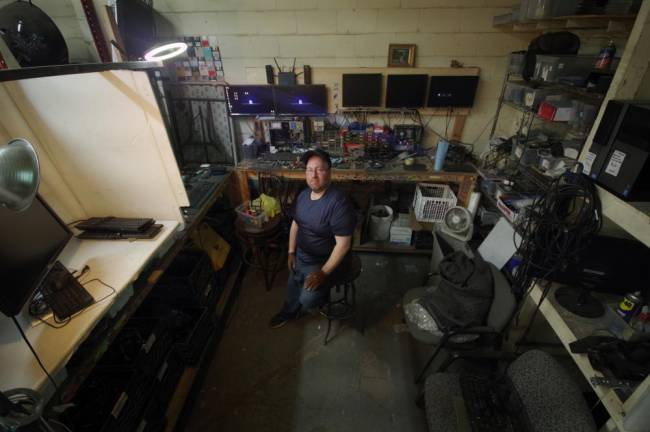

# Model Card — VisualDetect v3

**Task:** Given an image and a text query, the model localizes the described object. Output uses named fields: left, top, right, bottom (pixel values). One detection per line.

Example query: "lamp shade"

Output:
left=0, top=139, right=40, bottom=212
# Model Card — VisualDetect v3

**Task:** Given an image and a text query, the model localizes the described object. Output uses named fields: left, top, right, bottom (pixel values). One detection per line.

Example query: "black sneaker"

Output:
left=269, top=312, right=290, bottom=329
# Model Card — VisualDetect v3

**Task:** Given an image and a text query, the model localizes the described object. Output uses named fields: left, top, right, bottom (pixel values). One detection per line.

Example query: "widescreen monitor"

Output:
left=0, top=195, right=72, bottom=317
left=226, top=85, right=276, bottom=116
left=342, top=74, right=382, bottom=107
left=273, top=85, right=327, bottom=116
left=385, top=74, right=428, bottom=108
left=427, top=76, right=479, bottom=108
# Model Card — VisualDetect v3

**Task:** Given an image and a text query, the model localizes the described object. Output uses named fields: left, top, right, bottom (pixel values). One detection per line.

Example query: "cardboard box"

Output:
left=191, top=223, right=230, bottom=270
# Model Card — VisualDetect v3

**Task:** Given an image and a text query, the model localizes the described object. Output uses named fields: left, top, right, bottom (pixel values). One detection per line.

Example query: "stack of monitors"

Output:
left=226, top=85, right=327, bottom=116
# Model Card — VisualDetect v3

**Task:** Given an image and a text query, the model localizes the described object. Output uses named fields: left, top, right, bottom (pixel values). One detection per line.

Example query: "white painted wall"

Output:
left=0, top=0, right=96, bottom=63
left=153, top=0, right=539, bottom=153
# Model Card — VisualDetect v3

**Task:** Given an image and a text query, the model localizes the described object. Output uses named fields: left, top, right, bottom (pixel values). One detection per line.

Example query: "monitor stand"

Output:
left=554, top=285, right=605, bottom=318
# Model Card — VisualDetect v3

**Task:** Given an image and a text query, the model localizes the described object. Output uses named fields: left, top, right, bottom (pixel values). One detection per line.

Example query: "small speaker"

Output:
left=265, top=65, right=274, bottom=84
left=303, top=65, right=312, bottom=84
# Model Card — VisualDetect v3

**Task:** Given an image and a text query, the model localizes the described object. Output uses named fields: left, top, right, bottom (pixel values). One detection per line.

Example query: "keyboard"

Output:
left=39, top=261, right=94, bottom=320
left=78, top=224, right=162, bottom=240
left=186, top=181, right=215, bottom=209
left=459, top=375, right=528, bottom=432
left=75, top=217, right=154, bottom=233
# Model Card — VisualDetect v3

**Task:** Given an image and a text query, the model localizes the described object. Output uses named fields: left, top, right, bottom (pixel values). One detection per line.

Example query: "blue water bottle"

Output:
left=434, top=139, right=450, bottom=172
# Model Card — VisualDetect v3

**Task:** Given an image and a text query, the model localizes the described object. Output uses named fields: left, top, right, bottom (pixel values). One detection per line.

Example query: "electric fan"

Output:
left=439, top=206, right=473, bottom=242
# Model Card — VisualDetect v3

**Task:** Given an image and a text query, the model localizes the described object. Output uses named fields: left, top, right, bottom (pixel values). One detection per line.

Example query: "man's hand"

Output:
left=287, top=253, right=296, bottom=273
left=305, top=270, right=327, bottom=291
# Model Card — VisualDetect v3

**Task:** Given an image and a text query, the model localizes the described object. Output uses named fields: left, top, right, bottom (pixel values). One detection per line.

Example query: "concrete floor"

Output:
left=184, top=253, right=432, bottom=432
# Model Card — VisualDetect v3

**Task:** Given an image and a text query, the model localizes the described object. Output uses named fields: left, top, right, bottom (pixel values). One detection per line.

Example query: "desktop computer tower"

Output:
left=584, top=100, right=650, bottom=201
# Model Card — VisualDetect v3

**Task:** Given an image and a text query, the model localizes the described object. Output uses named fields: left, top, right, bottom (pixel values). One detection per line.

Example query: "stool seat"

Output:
left=328, top=254, right=362, bottom=286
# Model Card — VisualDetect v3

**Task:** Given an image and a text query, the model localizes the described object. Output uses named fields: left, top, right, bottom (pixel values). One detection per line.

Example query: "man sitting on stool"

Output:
left=269, top=148, right=356, bottom=328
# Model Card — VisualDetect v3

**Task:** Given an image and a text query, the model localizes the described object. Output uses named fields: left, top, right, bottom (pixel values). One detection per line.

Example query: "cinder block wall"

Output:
left=154, top=0, right=537, bottom=152
left=0, top=0, right=96, bottom=63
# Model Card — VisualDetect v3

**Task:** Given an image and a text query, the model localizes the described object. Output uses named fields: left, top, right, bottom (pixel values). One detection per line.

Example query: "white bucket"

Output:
left=368, top=205, right=393, bottom=241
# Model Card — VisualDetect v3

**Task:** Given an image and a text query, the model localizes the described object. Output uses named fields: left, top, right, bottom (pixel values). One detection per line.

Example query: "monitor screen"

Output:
left=427, top=76, right=479, bottom=108
left=385, top=74, right=428, bottom=108
left=0, top=195, right=72, bottom=317
left=226, top=85, right=276, bottom=116
left=273, top=85, right=327, bottom=116
left=342, top=74, right=382, bottom=107
left=116, top=0, right=155, bottom=60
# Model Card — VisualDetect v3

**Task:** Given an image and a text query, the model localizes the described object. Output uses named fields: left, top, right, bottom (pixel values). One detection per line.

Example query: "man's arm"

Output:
left=321, top=235, right=351, bottom=275
left=287, top=220, right=298, bottom=271
left=288, top=220, right=298, bottom=254
left=305, top=235, right=351, bottom=290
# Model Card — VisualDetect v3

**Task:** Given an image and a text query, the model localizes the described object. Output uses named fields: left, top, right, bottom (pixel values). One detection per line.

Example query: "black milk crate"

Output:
left=154, top=347, right=185, bottom=409
left=152, top=250, right=214, bottom=306
left=98, top=316, right=173, bottom=376
left=169, top=306, right=216, bottom=365
left=134, top=396, right=166, bottom=432
left=61, top=367, right=155, bottom=432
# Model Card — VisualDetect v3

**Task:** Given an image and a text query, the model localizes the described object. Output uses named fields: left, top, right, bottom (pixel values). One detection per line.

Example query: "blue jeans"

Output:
left=281, top=251, right=350, bottom=316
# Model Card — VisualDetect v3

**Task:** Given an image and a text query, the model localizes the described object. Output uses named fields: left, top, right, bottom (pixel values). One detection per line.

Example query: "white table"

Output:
left=528, top=283, right=650, bottom=432
left=0, top=220, right=179, bottom=392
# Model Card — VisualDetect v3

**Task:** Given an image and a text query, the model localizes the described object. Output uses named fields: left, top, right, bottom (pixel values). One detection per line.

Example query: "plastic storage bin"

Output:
left=508, top=53, right=526, bottom=75
left=412, top=183, right=458, bottom=223
left=235, top=202, right=268, bottom=228
left=503, top=82, right=527, bottom=105
left=533, top=55, right=596, bottom=83
left=170, top=306, right=217, bottom=365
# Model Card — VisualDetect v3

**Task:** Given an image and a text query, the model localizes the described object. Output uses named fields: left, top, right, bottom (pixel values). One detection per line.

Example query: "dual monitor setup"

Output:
left=226, top=73, right=479, bottom=116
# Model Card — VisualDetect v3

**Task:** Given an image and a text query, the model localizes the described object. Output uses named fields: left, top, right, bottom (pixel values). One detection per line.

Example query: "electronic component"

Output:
left=226, top=85, right=275, bottom=116
left=75, top=217, right=154, bottom=233
left=77, top=224, right=162, bottom=240
left=342, top=73, right=382, bottom=107
left=584, top=100, right=650, bottom=201
left=427, top=75, right=479, bottom=108
left=385, top=74, right=428, bottom=108
left=37, top=261, right=94, bottom=320
left=273, top=85, right=327, bottom=116
left=0, top=195, right=72, bottom=317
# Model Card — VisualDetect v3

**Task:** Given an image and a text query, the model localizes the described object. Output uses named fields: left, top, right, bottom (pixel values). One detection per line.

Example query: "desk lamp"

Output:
left=0, top=138, right=39, bottom=212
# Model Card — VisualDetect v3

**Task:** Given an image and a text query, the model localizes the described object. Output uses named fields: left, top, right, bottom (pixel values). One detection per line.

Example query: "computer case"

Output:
left=584, top=100, right=650, bottom=201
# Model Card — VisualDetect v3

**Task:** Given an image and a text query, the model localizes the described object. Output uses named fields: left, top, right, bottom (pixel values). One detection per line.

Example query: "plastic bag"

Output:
left=251, top=193, right=281, bottom=219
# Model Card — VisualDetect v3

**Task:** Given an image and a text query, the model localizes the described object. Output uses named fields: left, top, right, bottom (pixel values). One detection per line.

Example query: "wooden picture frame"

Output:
left=387, top=44, right=416, bottom=68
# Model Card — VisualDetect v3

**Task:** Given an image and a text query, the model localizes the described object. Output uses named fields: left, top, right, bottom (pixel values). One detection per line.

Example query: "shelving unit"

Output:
left=489, top=57, right=613, bottom=155
left=493, top=14, right=636, bottom=34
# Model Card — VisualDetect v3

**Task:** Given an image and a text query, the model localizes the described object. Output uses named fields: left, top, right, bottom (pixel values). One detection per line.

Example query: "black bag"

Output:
left=418, top=251, right=494, bottom=331
left=522, top=31, right=580, bottom=81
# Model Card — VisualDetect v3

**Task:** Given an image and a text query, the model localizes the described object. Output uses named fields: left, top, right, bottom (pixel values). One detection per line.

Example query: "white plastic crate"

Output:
left=412, top=183, right=457, bottom=223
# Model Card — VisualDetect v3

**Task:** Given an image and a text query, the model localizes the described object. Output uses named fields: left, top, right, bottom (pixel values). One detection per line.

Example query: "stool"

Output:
left=235, top=216, right=285, bottom=291
left=321, top=254, right=362, bottom=345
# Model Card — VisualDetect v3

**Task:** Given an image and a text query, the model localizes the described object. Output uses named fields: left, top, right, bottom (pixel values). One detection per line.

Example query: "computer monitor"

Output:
left=385, top=74, right=428, bottom=108
left=0, top=195, right=72, bottom=317
left=115, top=0, right=155, bottom=60
left=273, top=85, right=328, bottom=116
left=427, top=76, right=479, bottom=108
left=226, top=85, right=276, bottom=116
left=342, top=74, right=382, bottom=107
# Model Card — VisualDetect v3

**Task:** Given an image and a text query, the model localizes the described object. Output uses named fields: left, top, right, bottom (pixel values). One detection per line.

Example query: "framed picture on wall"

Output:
left=387, top=44, right=416, bottom=68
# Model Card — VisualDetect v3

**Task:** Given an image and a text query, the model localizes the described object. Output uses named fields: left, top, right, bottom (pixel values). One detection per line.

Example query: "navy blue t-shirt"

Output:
left=294, top=187, right=356, bottom=263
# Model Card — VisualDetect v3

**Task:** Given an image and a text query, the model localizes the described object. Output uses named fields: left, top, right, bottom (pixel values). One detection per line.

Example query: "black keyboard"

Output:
left=75, top=217, right=154, bottom=233
left=459, top=375, right=527, bottom=432
left=186, top=182, right=213, bottom=208
left=39, top=261, right=94, bottom=320
left=78, top=224, right=162, bottom=240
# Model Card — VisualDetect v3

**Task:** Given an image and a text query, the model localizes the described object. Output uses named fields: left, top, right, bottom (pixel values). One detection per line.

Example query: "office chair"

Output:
left=404, top=262, right=516, bottom=384
left=424, top=349, right=597, bottom=432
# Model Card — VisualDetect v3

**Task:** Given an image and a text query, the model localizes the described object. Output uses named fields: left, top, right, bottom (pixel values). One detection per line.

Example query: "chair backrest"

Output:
left=507, top=350, right=596, bottom=432
left=485, top=263, right=516, bottom=331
